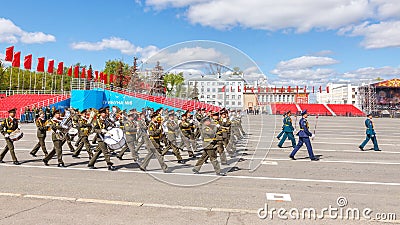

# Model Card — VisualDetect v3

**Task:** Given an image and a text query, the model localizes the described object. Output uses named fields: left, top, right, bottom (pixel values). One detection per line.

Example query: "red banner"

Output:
left=5, top=46, right=14, bottom=62
left=81, top=67, right=86, bottom=78
left=74, top=66, right=79, bottom=78
left=57, top=62, right=63, bottom=75
left=47, top=60, right=54, bottom=73
left=24, top=54, right=32, bottom=70
left=12, top=52, right=20, bottom=67
left=67, top=67, right=72, bottom=76
left=37, top=57, right=45, bottom=72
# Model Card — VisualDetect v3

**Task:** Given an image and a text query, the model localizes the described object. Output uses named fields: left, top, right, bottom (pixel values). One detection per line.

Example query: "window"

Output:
left=200, top=95, right=204, bottom=99
left=207, top=95, right=210, bottom=99
left=232, top=95, right=236, bottom=99
left=238, top=95, right=242, bottom=99
left=226, top=101, right=230, bottom=105
left=212, top=82, right=216, bottom=86
left=207, top=88, right=210, bottom=92
left=226, top=95, right=229, bottom=99
left=207, top=82, right=210, bottom=85
left=212, top=95, right=216, bottom=98
left=232, top=101, right=236, bottom=105
left=201, top=88, right=204, bottom=92
left=212, top=88, right=216, bottom=92
left=189, top=82, right=193, bottom=85
left=238, top=101, right=242, bottom=105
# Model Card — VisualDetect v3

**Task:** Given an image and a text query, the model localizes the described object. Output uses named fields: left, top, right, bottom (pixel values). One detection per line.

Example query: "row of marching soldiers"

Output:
left=1, top=106, right=246, bottom=176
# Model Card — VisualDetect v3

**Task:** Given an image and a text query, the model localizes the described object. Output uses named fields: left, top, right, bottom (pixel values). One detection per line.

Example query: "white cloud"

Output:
left=342, top=66, right=400, bottom=79
left=0, top=18, right=55, bottom=44
left=372, top=0, right=400, bottom=19
left=71, top=37, right=159, bottom=57
left=275, top=56, right=339, bottom=70
left=341, top=21, right=400, bottom=49
left=148, top=46, right=231, bottom=68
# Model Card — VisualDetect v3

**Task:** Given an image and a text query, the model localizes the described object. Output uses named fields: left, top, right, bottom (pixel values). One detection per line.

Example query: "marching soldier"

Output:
left=192, top=117, right=226, bottom=176
left=276, top=112, right=286, bottom=140
left=278, top=111, right=296, bottom=148
left=289, top=110, right=319, bottom=161
left=133, top=112, right=149, bottom=154
left=43, top=110, right=66, bottom=167
left=211, top=111, right=228, bottom=165
left=359, top=113, right=380, bottom=151
left=117, top=113, right=139, bottom=161
left=30, top=111, right=49, bottom=157
left=88, top=108, right=116, bottom=171
left=0, top=108, right=20, bottom=165
left=72, top=110, right=93, bottom=159
left=179, top=112, right=196, bottom=158
left=219, top=110, right=235, bottom=156
left=139, top=113, right=168, bottom=172
left=162, top=112, right=184, bottom=163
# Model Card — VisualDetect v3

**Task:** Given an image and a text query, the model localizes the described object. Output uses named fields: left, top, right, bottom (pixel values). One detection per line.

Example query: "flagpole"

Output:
left=17, top=68, right=20, bottom=93
left=22, top=69, right=25, bottom=91
left=51, top=72, right=54, bottom=94
left=61, top=74, right=64, bottom=91
left=9, top=67, right=13, bottom=93
left=34, top=71, right=37, bottom=92
left=54, top=74, right=57, bottom=92
left=29, top=70, right=32, bottom=91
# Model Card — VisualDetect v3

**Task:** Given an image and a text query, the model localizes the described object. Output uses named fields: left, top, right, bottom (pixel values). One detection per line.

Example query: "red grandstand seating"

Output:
left=327, top=104, right=364, bottom=116
left=0, top=94, right=69, bottom=118
left=270, top=103, right=299, bottom=115
left=299, top=104, right=332, bottom=116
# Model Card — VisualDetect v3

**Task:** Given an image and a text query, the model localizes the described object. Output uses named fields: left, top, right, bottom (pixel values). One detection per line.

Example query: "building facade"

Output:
left=317, top=83, right=358, bottom=105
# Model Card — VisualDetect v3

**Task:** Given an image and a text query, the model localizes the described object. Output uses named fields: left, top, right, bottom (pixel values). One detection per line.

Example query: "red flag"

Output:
left=304, top=86, right=307, bottom=93
left=244, top=86, right=247, bottom=92
left=274, top=86, right=277, bottom=93
left=326, top=86, right=329, bottom=93
left=221, top=86, right=225, bottom=92
left=312, top=86, right=315, bottom=93
left=258, top=86, right=261, bottom=93
left=104, top=73, right=108, bottom=84
left=67, top=67, right=72, bottom=76
left=280, top=86, right=284, bottom=93
left=87, top=69, right=92, bottom=80
left=5, top=46, right=14, bottom=62
left=319, top=86, right=322, bottom=93
left=57, top=62, right=63, bottom=75
left=24, top=54, right=32, bottom=70
left=99, top=72, right=103, bottom=82
left=95, top=71, right=99, bottom=81
left=12, top=52, right=20, bottom=67
left=266, top=87, right=269, bottom=92
left=37, top=57, right=45, bottom=72
left=47, top=60, right=54, bottom=73
left=74, top=66, right=79, bottom=78
left=110, top=74, right=114, bottom=83
left=230, top=86, right=233, bottom=92
left=81, top=67, right=86, bottom=78
left=288, top=86, right=291, bottom=92
left=251, top=87, right=254, bottom=93
left=296, top=86, right=299, bottom=93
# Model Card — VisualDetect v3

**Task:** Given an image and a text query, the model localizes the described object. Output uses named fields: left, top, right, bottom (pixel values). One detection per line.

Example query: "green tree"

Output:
left=104, top=60, right=131, bottom=88
left=163, top=72, right=185, bottom=96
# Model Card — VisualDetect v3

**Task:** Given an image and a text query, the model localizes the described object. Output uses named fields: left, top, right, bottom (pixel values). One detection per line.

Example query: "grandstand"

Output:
left=269, top=103, right=364, bottom=116
left=327, top=104, right=364, bottom=116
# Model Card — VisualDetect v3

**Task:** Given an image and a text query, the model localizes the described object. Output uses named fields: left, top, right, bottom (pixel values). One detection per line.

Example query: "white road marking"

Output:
left=266, top=193, right=292, bottom=202
left=0, top=192, right=255, bottom=214
left=264, top=158, right=400, bottom=165
left=261, top=161, right=278, bottom=165
left=267, top=147, right=400, bottom=154
left=1, top=163, right=400, bottom=186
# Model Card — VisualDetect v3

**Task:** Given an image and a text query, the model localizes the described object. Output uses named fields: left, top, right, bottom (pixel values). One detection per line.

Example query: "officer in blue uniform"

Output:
left=276, top=112, right=286, bottom=140
left=289, top=110, right=319, bottom=161
left=278, top=111, right=296, bottom=148
left=359, top=113, right=380, bottom=151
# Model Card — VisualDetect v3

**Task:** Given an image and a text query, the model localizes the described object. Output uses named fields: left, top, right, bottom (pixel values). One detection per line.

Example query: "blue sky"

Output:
left=1, top=0, right=400, bottom=85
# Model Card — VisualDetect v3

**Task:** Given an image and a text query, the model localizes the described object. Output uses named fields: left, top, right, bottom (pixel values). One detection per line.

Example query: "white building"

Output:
left=317, top=83, right=358, bottom=105
left=186, top=75, right=245, bottom=110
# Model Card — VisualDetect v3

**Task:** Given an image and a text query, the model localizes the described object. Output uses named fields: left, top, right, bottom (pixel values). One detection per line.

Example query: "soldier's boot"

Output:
left=188, top=150, right=196, bottom=158
left=30, top=144, right=40, bottom=157
left=211, top=159, right=226, bottom=176
left=220, top=151, right=228, bottom=165
left=192, top=165, right=202, bottom=174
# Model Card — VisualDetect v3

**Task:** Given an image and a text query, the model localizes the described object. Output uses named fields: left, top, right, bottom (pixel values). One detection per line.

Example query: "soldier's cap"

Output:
left=181, top=113, right=187, bottom=117
left=81, top=109, right=87, bottom=114
left=301, top=109, right=308, bottom=116
left=39, top=111, right=45, bottom=115
left=99, top=108, right=107, bottom=114
left=286, top=110, right=291, bottom=114
left=202, top=117, right=211, bottom=122
left=367, top=113, right=372, bottom=117
left=184, top=110, right=190, bottom=115
left=168, top=113, right=175, bottom=117
left=53, top=109, right=61, bottom=116
left=202, top=108, right=206, bottom=111
left=212, top=112, right=219, bottom=117
left=151, top=113, right=159, bottom=119
left=8, top=108, right=17, bottom=114
left=128, top=113, right=135, bottom=118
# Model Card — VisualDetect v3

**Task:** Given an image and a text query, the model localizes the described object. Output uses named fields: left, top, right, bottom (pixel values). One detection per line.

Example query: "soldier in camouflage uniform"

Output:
left=162, top=113, right=184, bottom=163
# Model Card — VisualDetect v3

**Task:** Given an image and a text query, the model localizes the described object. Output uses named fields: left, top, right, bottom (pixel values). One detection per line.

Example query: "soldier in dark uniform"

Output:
left=30, top=111, right=49, bottom=157
left=139, top=113, right=168, bottom=172
left=219, top=109, right=234, bottom=156
left=0, top=108, right=20, bottom=165
left=359, top=113, right=380, bottom=151
left=289, top=110, right=319, bottom=161
left=43, top=110, right=66, bottom=167
left=72, top=110, right=93, bottom=159
left=45, top=106, right=51, bottom=120
left=162, top=112, right=184, bottom=163
left=117, top=113, right=139, bottom=161
left=211, top=111, right=229, bottom=165
left=278, top=111, right=296, bottom=148
left=179, top=112, right=196, bottom=158
left=192, top=117, right=226, bottom=176
left=87, top=108, right=116, bottom=171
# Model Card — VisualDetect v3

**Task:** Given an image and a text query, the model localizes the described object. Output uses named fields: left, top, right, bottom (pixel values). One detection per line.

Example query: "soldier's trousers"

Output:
left=278, top=132, right=296, bottom=148
left=360, top=134, right=379, bottom=150
left=44, top=140, right=64, bottom=164
left=193, top=148, right=220, bottom=174
left=134, top=134, right=146, bottom=152
left=179, top=135, right=195, bottom=157
left=61, top=134, right=75, bottom=152
left=0, top=138, right=18, bottom=162
left=88, top=141, right=113, bottom=167
left=161, top=137, right=182, bottom=161
left=75, top=136, right=83, bottom=147
left=73, top=136, right=93, bottom=158
left=30, top=137, right=48, bottom=156
left=277, top=130, right=284, bottom=139
left=290, top=137, right=316, bottom=160
left=216, top=139, right=228, bottom=164
left=140, top=139, right=168, bottom=172
left=118, top=135, right=137, bottom=160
